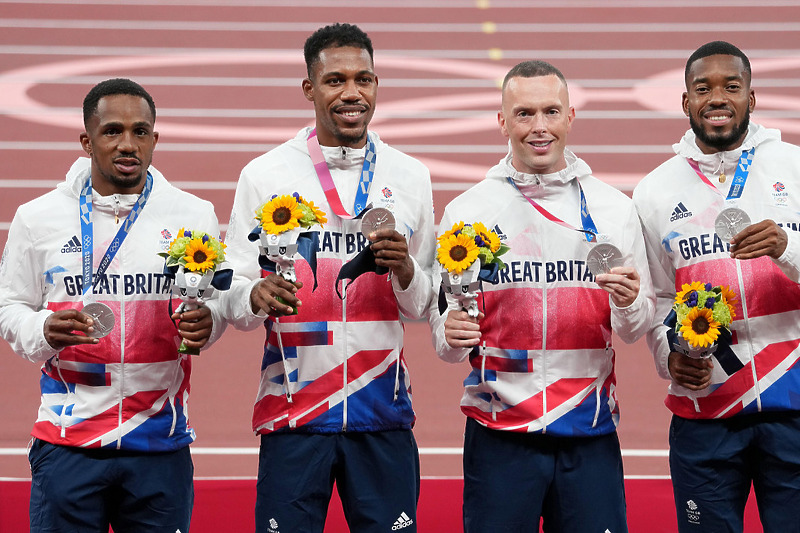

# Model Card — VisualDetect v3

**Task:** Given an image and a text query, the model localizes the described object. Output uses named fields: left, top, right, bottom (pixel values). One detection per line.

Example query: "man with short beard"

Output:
left=634, top=41, right=800, bottom=532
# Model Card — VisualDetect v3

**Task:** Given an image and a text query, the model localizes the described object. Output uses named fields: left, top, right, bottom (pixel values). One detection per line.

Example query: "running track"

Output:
left=1, top=1, right=798, bottom=530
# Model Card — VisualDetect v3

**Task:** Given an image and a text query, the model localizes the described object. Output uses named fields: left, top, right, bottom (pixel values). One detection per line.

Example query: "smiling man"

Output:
left=0, top=78, right=224, bottom=532
left=431, top=60, right=654, bottom=532
left=633, top=41, right=800, bottom=532
left=219, top=23, right=435, bottom=532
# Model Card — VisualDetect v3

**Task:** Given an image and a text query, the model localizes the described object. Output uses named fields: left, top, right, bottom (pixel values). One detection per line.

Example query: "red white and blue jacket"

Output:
left=219, top=128, right=435, bottom=434
left=432, top=150, right=654, bottom=436
left=0, top=158, right=224, bottom=451
left=633, top=124, right=800, bottom=419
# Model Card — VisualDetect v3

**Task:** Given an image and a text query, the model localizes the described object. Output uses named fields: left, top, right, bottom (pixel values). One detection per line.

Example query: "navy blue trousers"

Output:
left=670, top=412, right=800, bottom=533
left=255, top=429, right=420, bottom=533
left=28, top=439, right=193, bottom=533
left=462, top=417, right=628, bottom=533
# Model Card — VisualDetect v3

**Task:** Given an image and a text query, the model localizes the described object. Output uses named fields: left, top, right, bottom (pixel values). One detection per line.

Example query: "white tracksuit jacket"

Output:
left=633, top=124, right=800, bottom=419
left=218, top=128, right=435, bottom=434
left=432, top=149, right=655, bottom=436
left=0, top=158, right=224, bottom=451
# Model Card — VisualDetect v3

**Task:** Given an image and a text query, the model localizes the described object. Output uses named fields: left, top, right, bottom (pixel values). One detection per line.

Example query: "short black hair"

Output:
left=82, top=78, right=156, bottom=127
left=685, top=41, right=751, bottom=83
left=502, top=60, right=567, bottom=90
left=303, top=23, right=374, bottom=78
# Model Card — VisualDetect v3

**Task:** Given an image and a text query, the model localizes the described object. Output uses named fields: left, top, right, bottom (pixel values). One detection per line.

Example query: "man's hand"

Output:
left=730, top=219, right=787, bottom=260
left=668, top=351, right=713, bottom=390
left=594, top=266, right=641, bottom=308
left=43, top=309, right=98, bottom=349
left=444, top=309, right=484, bottom=349
left=250, top=274, right=303, bottom=316
left=172, top=305, right=213, bottom=350
left=369, top=229, right=414, bottom=289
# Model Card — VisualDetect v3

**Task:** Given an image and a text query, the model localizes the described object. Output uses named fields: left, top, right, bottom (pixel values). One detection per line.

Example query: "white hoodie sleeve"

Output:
left=609, top=201, right=656, bottom=344
left=213, top=163, right=273, bottom=332
left=0, top=209, right=59, bottom=363
left=391, top=164, right=437, bottom=320
left=633, top=196, right=678, bottom=381
left=770, top=228, right=800, bottom=283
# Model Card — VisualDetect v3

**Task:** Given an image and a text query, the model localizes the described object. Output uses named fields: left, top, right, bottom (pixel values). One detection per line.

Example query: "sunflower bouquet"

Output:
left=255, top=193, right=328, bottom=236
left=160, top=229, right=231, bottom=354
left=249, top=193, right=327, bottom=314
left=251, top=193, right=327, bottom=282
left=669, top=282, right=737, bottom=358
left=437, top=221, right=509, bottom=318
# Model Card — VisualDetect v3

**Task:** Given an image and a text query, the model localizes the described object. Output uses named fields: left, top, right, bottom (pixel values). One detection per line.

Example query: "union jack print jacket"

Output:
left=220, top=128, right=436, bottom=434
left=0, top=158, right=224, bottom=451
left=634, top=124, right=800, bottom=419
left=432, top=149, right=655, bottom=436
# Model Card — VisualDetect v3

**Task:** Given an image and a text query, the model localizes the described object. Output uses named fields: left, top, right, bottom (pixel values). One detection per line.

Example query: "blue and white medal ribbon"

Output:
left=686, top=148, right=755, bottom=240
left=79, top=172, right=153, bottom=337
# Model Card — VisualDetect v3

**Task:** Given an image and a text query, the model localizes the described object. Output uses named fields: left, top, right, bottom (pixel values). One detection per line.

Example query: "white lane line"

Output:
left=3, top=18, right=800, bottom=33
left=0, top=0, right=789, bottom=7
left=0, top=142, right=674, bottom=154
left=3, top=76, right=800, bottom=89
left=0, top=446, right=669, bottom=456
left=1, top=45, right=799, bottom=59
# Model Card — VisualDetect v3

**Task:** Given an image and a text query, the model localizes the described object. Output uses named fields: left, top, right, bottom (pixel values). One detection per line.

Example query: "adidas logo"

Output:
left=267, top=517, right=279, bottom=533
left=61, top=235, right=82, bottom=253
left=669, top=202, right=692, bottom=222
left=392, top=512, right=414, bottom=530
left=492, top=224, right=508, bottom=241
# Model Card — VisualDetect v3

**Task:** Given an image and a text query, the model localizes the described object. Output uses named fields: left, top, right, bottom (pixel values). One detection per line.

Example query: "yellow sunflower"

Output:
left=675, top=281, right=706, bottom=305
left=305, top=198, right=328, bottom=225
left=438, top=233, right=479, bottom=274
left=472, top=222, right=501, bottom=253
left=438, top=221, right=465, bottom=244
left=679, top=307, right=721, bottom=348
left=183, top=238, right=218, bottom=273
left=257, top=195, right=303, bottom=234
left=719, top=285, right=738, bottom=319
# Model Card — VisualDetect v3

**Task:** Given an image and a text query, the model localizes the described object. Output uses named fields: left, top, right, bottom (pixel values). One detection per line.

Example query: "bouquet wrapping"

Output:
left=437, top=221, right=508, bottom=318
left=248, top=193, right=326, bottom=314
left=160, top=229, right=231, bottom=355
left=665, top=282, right=737, bottom=359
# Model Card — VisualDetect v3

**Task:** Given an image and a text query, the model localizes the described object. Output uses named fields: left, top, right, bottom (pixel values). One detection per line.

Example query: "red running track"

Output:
left=1, top=1, right=798, bottom=531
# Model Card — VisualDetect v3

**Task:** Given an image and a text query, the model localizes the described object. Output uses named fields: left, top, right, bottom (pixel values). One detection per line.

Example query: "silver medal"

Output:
left=360, top=207, right=396, bottom=236
left=586, top=243, right=624, bottom=276
left=714, top=207, right=751, bottom=241
left=82, top=302, right=115, bottom=339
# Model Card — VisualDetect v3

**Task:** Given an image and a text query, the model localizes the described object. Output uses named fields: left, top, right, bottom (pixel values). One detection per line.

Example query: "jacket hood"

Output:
left=292, top=127, right=386, bottom=154
left=674, top=123, right=781, bottom=164
left=58, top=157, right=167, bottom=207
left=485, top=146, right=592, bottom=197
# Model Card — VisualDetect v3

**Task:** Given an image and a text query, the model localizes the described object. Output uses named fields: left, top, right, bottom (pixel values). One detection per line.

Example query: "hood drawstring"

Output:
left=54, top=356, right=69, bottom=438
left=393, top=352, right=402, bottom=402
left=113, top=195, right=120, bottom=224
left=274, top=320, right=293, bottom=404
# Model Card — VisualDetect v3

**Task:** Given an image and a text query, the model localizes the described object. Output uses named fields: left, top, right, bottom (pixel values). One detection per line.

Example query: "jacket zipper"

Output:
left=736, top=260, right=760, bottom=413
left=117, top=209, right=125, bottom=450
left=539, top=207, right=549, bottom=433
left=342, top=235, right=349, bottom=432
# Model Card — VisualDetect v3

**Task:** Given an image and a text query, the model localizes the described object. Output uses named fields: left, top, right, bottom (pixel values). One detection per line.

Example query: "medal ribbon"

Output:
left=686, top=148, right=755, bottom=201
left=506, top=177, right=598, bottom=242
left=306, top=128, right=377, bottom=219
left=79, top=172, right=154, bottom=298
